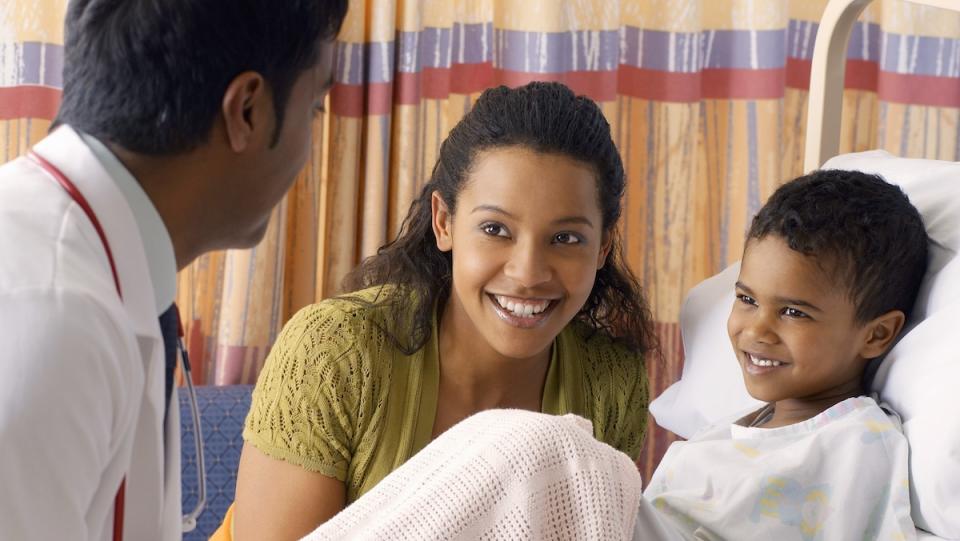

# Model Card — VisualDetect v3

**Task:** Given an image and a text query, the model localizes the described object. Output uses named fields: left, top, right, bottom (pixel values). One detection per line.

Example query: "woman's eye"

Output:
left=783, top=307, right=809, bottom=319
left=736, top=293, right=756, bottom=306
left=481, top=223, right=509, bottom=237
left=553, top=232, right=581, bottom=245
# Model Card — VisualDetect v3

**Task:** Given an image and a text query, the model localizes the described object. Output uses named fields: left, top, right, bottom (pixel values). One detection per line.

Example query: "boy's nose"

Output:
left=741, top=312, right=778, bottom=344
left=503, top=243, right=552, bottom=288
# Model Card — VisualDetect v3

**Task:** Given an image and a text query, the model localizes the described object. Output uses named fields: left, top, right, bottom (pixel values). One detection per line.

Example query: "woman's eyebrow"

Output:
left=471, top=205, right=594, bottom=228
left=471, top=204, right=513, bottom=217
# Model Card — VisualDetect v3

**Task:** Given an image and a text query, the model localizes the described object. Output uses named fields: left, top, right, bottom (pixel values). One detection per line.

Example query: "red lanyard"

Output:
left=27, top=151, right=126, bottom=541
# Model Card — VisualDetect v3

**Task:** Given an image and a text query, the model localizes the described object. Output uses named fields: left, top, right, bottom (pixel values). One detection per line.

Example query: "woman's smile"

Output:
left=487, top=293, right=561, bottom=329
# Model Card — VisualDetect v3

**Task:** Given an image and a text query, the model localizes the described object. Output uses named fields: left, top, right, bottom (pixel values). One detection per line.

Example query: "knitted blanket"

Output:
left=302, top=409, right=645, bottom=540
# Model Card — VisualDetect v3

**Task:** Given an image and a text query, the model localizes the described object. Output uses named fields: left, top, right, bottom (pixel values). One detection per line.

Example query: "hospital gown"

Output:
left=303, top=396, right=914, bottom=540
left=642, top=396, right=916, bottom=541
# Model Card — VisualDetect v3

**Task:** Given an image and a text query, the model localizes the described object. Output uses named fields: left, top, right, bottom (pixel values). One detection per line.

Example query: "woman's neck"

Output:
left=435, top=298, right=552, bottom=411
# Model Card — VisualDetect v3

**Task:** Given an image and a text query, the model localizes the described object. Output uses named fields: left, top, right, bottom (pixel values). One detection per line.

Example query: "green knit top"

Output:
left=243, top=287, right=649, bottom=503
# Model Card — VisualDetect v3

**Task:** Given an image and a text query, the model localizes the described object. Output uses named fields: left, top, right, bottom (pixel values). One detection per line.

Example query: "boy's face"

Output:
left=727, top=235, right=872, bottom=405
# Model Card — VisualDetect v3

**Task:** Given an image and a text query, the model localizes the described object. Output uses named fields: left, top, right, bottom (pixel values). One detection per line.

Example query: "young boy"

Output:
left=643, top=168, right=928, bottom=539
left=299, top=169, right=928, bottom=540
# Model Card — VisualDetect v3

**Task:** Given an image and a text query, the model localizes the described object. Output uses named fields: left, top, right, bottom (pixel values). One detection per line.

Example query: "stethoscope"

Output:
left=27, top=151, right=206, bottom=537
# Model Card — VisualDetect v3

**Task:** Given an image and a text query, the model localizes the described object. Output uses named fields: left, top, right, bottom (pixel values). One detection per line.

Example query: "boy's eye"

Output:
left=782, top=307, right=809, bottom=319
left=553, top=232, right=582, bottom=245
left=481, top=222, right=509, bottom=238
left=736, top=293, right=756, bottom=306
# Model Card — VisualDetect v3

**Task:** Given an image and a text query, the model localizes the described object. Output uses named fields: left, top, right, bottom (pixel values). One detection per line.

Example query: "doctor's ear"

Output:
left=222, top=71, right=269, bottom=153
left=431, top=191, right=453, bottom=252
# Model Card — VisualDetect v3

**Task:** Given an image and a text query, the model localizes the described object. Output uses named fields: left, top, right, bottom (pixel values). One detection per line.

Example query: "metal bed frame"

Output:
left=804, top=0, right=960, bottom=171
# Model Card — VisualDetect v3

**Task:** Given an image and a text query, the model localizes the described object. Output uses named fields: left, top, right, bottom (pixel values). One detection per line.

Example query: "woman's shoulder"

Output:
left=288, top=286, right=401, bottom=342
left=560, top=321, right=648, bottom=459
left=562, top=321, right=645, bottom=378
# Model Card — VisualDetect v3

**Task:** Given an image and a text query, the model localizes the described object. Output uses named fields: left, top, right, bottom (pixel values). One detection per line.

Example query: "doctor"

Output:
left=0, top=1, right=346, bottom=539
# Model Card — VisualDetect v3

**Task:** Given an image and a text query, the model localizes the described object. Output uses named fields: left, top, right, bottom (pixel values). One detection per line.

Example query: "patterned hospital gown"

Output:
left=641, top=396, right=916, bottom=541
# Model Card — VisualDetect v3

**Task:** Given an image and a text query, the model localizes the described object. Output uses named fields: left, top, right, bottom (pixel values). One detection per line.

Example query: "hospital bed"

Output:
left=650, top=1, right=960, bottom=539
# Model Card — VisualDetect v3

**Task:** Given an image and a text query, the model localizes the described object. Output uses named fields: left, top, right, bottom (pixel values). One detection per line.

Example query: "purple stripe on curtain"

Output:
left=621, top=28, right=785, bottom=71
left=452, top=22, right=494, bottom=64
left=493, top=29, right=620, bottom=73
left=335, top=41, right=396, bottom=85
left=0, top=41, right=64, bottom=87
left=397, top=24, right=494, bottom=73
left=787, top=20, right=880, bottom=62
left=881, top=33, right=960, bottom=77
left=419, top=27, right=453, bottom=69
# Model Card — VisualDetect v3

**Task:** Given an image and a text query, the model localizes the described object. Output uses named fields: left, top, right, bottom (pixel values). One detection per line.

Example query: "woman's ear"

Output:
left=858, top=310, right=906, bottom=360
left=597, top=232, right=613, bottom=270
left=431, top=191, right=453, bottom=252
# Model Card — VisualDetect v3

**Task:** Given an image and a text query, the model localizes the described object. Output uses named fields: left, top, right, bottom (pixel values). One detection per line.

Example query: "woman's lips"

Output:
left=487, top=293, right=558, bottom=329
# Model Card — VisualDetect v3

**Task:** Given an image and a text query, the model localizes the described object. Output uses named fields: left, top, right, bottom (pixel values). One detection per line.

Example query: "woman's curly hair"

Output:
left=343, top=82, right=657, bottom=357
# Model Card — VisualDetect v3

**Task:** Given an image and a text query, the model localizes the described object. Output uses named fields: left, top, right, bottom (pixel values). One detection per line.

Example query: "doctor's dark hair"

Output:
left=343, top=82, right=657, bottom=357
left=53, top=0, right=347, bottom=154
left=748, top=169, right=929, bottom=322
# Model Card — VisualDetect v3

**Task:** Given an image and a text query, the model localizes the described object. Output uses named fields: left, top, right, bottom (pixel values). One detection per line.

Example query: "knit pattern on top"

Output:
left=243, top=287, right=648, bottom=502
left=302, top=410, right=644, bottom=540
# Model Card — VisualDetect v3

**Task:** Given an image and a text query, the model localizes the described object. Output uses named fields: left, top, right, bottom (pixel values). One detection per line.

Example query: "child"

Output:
left=301, top=169, right=929, bottom=540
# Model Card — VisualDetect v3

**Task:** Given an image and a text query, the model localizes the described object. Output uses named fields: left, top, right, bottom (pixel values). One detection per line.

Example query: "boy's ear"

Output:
left=431, top=191, right=453, bottom=252
left=858, top=310, right=907, bottom=360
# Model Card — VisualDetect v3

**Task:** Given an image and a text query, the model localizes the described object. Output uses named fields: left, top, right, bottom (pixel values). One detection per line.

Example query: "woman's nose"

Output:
left=503, top=241, right=552, bottom=288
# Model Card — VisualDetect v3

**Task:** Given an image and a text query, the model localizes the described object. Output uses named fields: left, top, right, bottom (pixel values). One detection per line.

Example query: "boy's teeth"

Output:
left=494, top=295, right=550, bottom=317
left=749, top=355, right=783, bottom=367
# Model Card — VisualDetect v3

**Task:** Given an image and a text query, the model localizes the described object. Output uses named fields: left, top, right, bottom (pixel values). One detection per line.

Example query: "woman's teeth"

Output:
left=494, top=295, right=551, bottom=317
left=749, top=354, right=784, bottom=367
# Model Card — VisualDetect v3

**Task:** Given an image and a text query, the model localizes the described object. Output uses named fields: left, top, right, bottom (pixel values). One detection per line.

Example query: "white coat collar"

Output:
left=32, top=125, right=161, bottom=339
left=79, top=132, right=177, bottom=313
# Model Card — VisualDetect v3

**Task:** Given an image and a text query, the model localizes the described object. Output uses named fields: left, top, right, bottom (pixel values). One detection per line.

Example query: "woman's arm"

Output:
left=233, top=442, right=346, bottom=541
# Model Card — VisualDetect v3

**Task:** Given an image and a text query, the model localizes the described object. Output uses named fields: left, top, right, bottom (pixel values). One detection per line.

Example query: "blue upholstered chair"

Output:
left=179, top=384, right=253, bottom=540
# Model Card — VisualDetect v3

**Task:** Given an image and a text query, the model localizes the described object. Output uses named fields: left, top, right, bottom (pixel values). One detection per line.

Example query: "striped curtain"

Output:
left=3, top=0, right=959, bottom=479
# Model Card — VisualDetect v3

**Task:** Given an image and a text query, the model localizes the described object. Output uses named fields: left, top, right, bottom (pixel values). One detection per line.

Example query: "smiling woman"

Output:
left=216, top=82, right=657, bottom=541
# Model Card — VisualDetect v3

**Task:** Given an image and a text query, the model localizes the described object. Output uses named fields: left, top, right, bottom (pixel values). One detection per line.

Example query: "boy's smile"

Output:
left=727, top=235, right=874, bottom=420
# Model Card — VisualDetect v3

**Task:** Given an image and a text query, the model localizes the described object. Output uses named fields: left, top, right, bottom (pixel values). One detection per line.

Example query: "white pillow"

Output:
left=648, top=150, right=960, bottom=538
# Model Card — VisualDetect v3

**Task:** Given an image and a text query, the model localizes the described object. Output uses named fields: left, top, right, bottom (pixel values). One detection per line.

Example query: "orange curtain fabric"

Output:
left=3, top=0, right=959, bottom=479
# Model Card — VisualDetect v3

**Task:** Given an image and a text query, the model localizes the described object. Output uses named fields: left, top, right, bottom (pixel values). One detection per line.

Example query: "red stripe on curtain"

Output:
left=786, top=58, right=878, bottom=91
left=618, top=66, right=786, bottom=102
left=494, top=69, right=619, bottom=102
left=617, top=66, right=702, bottom=102
left=638, top=321, right=684, bottom=482
left=879, top=71, right=960, bottom=108
left=394, top=64, right=496, bottom=104
left=330, top=82, right=394, bottom=116
left=0, top=86, right=61, bottom=120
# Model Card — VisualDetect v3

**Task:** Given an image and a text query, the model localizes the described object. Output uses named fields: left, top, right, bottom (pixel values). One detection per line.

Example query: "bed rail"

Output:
left=803, top=0, right=960, bottom=172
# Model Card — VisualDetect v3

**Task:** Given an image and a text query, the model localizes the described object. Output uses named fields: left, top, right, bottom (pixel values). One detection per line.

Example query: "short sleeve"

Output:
left=243, top=302, right=367, bottom=481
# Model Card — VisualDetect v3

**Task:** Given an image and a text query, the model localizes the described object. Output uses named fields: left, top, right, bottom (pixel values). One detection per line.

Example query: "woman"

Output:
left=218, top=81, right=657, bottom=540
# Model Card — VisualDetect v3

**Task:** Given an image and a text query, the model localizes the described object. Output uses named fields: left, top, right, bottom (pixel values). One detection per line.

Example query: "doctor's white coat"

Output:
left=0, top=127, right=181, bottom=540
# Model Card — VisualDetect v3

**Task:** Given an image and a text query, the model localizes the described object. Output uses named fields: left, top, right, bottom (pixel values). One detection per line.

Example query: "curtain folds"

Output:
left=3, top=0, right=958, bottom=479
